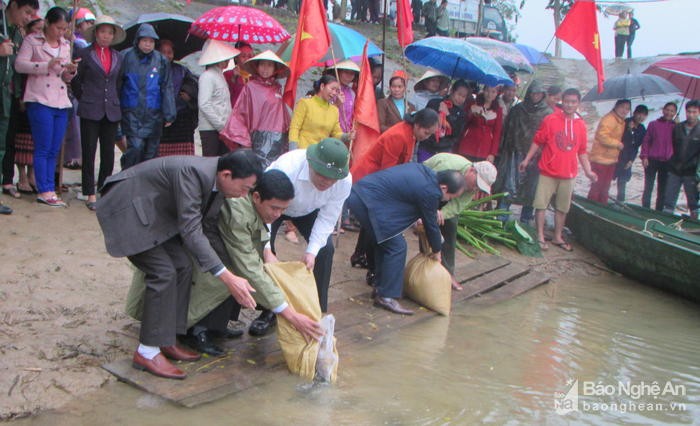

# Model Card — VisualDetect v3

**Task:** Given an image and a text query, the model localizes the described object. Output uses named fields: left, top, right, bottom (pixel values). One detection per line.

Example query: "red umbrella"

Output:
left=190, top=6, right=291, bottom=44
left=643, top=55, right=700, bottom=99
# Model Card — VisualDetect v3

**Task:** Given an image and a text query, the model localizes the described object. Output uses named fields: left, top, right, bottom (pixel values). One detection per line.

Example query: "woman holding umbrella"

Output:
left=220, top=50, right=291, bottom=167
left=326, top=60, right=360, bottom=134
left=72, top=15, right=125, bottom=210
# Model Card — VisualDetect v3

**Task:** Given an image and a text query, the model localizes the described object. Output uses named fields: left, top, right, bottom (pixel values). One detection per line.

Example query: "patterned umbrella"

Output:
left=404, top=37, right=512, bottom=86
left=465, top=37, right=534, bottom=74
left=644, top=55, right=700, bottom=100
left=277, top=23, right=383, bottom=66
left=190, top=6, right=291, bottom=44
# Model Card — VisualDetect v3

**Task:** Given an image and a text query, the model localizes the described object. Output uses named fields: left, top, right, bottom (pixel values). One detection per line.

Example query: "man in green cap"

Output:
left=249, top=138, right=352, bottom=336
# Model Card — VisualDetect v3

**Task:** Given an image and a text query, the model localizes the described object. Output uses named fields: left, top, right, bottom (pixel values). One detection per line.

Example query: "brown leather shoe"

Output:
left=161, top=344, right=201, bottom=362
left=132, top=352, right=187, bottom=380
left=373, top=296, right=414, bottom=315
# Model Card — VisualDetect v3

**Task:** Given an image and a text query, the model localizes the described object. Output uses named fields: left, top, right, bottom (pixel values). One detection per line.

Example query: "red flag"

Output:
left=282, top=0, right=331, bottom=107
left=555, top=0, right=605, bottom=92
left=351, top=42, right=381, bottom=163
left=396, top=0, right=414, bottom=47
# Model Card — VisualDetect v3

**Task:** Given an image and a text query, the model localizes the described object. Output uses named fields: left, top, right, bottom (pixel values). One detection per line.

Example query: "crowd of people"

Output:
left=1, top=1, right=697, bottom=382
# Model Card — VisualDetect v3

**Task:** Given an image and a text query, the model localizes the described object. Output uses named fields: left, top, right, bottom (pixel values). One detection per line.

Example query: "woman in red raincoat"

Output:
left=220, top=50, right=291, bottom=167
left=457, top=84, right=503, bottom=164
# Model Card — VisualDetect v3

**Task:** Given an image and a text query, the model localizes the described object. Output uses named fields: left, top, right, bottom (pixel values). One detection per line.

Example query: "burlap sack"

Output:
left=403, top=227, right=452, bottom=316
left=264, top=262, right=339, bottom=383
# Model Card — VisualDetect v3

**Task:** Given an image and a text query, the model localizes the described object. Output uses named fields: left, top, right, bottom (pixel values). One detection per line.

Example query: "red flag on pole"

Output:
left=396, top=0, right=414, bottom=47
left=555, top=0, right=605, bottom=93
left=351, top=41, right=381, bottom=163
left=282, top=0, right=331, bottom=107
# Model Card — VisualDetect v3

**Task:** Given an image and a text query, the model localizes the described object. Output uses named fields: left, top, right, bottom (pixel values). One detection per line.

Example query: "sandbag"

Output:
left=403, top=227, right=452, bottom=316
left=264, top=262, right=339, bottom=383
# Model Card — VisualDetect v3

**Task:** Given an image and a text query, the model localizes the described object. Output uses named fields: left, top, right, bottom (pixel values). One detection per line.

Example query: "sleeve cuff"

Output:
left=306, top=242, right=322, bottom=256
left=272, top=302, right=288, bottom=314
left=212, top=265, right=226, bottom=277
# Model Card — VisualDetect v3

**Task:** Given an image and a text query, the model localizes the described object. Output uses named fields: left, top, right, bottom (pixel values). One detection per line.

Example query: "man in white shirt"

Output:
left=250, top=138, right=352, bottom=335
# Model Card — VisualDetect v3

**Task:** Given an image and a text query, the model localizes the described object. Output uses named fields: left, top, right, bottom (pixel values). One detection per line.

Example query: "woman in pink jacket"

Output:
left=456, top=84, right=503, bottom=163
left=15, top=7, right=78, bottom=207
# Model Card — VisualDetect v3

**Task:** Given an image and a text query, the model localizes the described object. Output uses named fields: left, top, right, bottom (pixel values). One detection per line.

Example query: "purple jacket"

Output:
left=640, top=117, right=675, bottom=161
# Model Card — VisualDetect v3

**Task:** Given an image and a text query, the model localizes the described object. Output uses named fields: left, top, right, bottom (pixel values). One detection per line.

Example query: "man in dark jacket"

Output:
left=119, top=24, right=176, bottom=169
left=0, top=0, right=39, bottom=215
left=347, top=163, right=465, bottom=315
left=663, top=100, right=700, bottom=219
left=614, top=104, right=648, bottom=202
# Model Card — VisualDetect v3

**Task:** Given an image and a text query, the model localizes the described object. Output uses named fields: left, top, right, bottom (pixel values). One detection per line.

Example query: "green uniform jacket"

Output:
left=125, top=196, right=287, bottom=327
left=0, top=20, right=24, bottom=117
left=422, top=153, right=475, bottom=219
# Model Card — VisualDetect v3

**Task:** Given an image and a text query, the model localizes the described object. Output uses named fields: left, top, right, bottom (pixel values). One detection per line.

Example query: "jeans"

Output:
left=642, top=159, right=669, bottom=210
left=26, top=103, right=69, bottom=194
left=663, top=173, right=699, bottom=216
left=121, top=133, right=161, bottom=170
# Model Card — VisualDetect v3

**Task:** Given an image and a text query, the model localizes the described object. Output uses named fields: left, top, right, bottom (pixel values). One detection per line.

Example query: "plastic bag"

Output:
left=315, top=314, right=338, bottom=383
left=403, top=227, right=452, bottom=316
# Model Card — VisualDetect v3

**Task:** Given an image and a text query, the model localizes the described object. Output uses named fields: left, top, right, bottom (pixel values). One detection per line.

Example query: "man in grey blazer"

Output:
left=96, top=150, right=262, bottom=379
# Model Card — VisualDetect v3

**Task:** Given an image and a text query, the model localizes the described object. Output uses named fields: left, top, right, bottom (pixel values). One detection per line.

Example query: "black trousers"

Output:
left=642, top=159, right=669, bottom=211
left=200, top=130, right=229, bottom=157
left=191, top=296, right=241, bottom=335
left=270, top=210, right=334, bottom=312
left=614, top=34, right=628, bottom=58
left=440, top=217, right=458, bottom=276
left=1, top=98, right=20, bottom=186
left=128, top=237, right=193, bottom=347
left=80, top=117, right=118, bottom=196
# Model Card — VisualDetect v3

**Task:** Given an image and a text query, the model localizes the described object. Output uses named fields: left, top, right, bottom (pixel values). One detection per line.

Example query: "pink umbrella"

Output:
left=643, top=55, right=700, bottom=100
left=190, top=6, right=291, bottom=44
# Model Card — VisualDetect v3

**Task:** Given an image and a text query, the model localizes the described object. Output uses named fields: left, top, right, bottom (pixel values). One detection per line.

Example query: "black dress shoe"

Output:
left=185, top=330, right=225, bottom=356
left=210, top=326, right=244, bottom=339
left=248, top=310, right=277, bottom=336
left=373, top=296, right=414, bottom=315
left=365, top=270, right=376, bottom=286
left=0, top=204, right=12, bottom=215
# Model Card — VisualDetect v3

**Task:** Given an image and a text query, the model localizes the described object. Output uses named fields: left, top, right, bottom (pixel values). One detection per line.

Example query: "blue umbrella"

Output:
left=405, top=37, right=512, bottom=86
left=513, top=43, right=550, bottom=65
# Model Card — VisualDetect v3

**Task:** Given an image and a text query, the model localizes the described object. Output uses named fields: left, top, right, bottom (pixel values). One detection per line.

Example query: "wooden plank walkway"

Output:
left=103, top=254, right=549, bottom=407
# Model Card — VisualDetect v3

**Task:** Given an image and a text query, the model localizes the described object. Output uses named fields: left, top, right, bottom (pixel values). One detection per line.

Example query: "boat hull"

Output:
left=567, top=196, right=700, bottom=303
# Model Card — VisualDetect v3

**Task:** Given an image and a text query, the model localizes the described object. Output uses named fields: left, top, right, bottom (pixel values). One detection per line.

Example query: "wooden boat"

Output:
left=567, top=195, right=700, bottom=303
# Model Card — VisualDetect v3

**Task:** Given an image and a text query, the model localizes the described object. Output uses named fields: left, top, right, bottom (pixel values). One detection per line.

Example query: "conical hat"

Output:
left=198, top=39, right=240, bottom=66
left=414, top=69, right=450, bottom=92
left=241, top=50, right=290, bottom=79
left=328, top=59, right=360, bottom=73
left=82, top=15, right=126, bottom=46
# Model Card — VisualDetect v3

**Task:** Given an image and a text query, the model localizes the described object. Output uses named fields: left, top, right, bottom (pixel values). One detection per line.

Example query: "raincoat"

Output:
left=493, top=81, right=551, bottom=205
left=220, top=75, right=291, bottom=167
left=119, top=24, right=175, bottom=139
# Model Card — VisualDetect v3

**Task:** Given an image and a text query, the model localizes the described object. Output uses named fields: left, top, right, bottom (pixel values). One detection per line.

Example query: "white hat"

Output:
left=328, top=59, right=360, bottom=73
left=198, top=39, right=240, bottom=66
left=414, top=69, right=450, bottom=92
left=241, top=50, right=290, bottom=79
left=82, top=15, right=126, bottom=46
left=473, top=161, right=497, bottom=194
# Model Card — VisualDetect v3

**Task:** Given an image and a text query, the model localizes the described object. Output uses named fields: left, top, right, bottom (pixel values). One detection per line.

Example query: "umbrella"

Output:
left=277, top=23, right=383, bottom=66
left=604, top=4, right=634, bottom=17
left=582, top=73, right=680, bottom=102
left=643, top=55, right=700, bottom=100
left=404, top=37, right=512, bottom=86
left=465, top=37, right=534, bottom=74
left=189, top=6, right=291, bottom=44
left=513, top=43, right=550, bottom=65
left=115, top=13, right=204, bottom=60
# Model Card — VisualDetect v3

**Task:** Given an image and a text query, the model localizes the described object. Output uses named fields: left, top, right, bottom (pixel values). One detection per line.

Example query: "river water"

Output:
left=19, top=273, right=700, bottom=425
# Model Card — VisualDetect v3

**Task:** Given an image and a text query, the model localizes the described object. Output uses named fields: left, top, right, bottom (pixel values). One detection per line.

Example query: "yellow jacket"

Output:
left=590, top=111, right=625, bottom=165
left=288, top=95, right=343, bottom=149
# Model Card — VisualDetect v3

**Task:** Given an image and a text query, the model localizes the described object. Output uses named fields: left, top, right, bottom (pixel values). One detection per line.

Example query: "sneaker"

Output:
left=37, top=197, right=66, bottom=207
